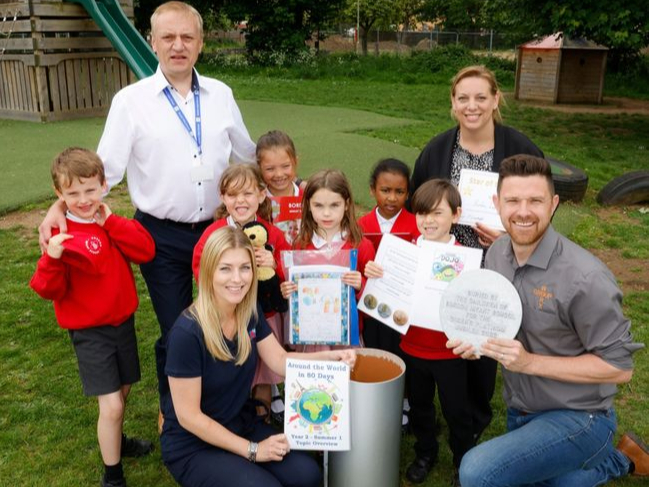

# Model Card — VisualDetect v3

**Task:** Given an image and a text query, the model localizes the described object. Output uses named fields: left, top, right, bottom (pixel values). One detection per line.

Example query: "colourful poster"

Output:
left=288, top=265, right=351, bottom=345
left=284, top=359, right=350, bottom=451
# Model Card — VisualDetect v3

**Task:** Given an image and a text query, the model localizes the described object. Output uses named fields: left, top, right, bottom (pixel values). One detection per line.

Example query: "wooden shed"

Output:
left=0, top=0, right=135, bottom=122
left=515, top=33, right=608, bottom=104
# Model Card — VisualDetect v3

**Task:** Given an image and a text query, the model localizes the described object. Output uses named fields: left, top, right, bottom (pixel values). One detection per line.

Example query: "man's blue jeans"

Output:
left=459, top=408, right=630, bottom=487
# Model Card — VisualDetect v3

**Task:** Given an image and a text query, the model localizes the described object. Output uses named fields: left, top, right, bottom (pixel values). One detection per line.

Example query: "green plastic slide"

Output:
left=68, top=0, right=157, bottom=79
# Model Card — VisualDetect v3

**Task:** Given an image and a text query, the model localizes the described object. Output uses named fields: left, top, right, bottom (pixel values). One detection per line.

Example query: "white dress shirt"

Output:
left=97, top=67, right=255, bottom=223
left=375, top=207, right=401, bottom=234
left=312, top=231, right=347, bottom=251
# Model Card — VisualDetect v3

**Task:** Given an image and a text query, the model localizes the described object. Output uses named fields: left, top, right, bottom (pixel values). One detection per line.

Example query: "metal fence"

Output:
left=334, top=28, right=524, bottom=54
left=208, top=28, right=525, bottom=55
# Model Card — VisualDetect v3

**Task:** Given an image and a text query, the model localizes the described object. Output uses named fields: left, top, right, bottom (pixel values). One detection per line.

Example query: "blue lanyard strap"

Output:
left=163, top=72, right=202, bottom=155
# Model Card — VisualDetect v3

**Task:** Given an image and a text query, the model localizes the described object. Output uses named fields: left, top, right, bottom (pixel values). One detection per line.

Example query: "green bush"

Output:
left=200, top=44, right=649, bottom=99
left=604, top=54, right=649, bottom=99
left=411, top=44, right=476, bottom=74
left=200, top=46, right=519, bottom=88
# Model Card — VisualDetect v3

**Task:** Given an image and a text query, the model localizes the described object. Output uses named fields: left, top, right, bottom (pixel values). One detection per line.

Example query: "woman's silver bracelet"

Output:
left=247, top=441, right=259, bottom=463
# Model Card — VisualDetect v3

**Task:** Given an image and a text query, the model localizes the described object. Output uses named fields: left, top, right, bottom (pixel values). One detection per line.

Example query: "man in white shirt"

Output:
left=39, top=1, right=256, bottom=403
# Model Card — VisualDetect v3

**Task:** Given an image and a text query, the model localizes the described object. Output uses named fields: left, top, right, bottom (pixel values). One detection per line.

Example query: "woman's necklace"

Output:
left=459, top=129, right=494, bottom=156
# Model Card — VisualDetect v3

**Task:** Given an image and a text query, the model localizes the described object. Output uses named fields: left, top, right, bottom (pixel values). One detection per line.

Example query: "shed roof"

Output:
left=520, top=33, right=608, bottom=51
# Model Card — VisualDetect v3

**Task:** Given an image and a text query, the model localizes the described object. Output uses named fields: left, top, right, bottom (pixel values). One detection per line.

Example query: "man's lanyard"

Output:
left=163, top=72, right=202, bottom=155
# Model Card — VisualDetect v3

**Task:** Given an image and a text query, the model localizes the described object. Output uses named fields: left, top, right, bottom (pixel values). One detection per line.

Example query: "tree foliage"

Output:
left=420, top=0, right=485, bottom=31
left=343, top=0, right=396, bottom=55
left=483, top=0, right=649, bottom=67
left=394, top=0, right=426, bottom=30
left=133, top=0, right=159, bottom=33
left=224, top=0, right=345, bottom=61
left=132, top=0, right=648, bottom=70
left=133, top=0, right=229, bottom=35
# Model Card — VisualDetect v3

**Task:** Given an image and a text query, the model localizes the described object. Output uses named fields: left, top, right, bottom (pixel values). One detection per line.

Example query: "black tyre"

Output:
left=596, top=171, right=649, bottom=206
left=547, top=157, right=589, bottom=203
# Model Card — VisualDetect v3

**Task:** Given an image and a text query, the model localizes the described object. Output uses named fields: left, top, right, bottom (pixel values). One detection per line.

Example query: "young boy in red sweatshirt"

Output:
left=365, top=179, right=472, bottom=486
left=30, top=147, right=156, bottom=487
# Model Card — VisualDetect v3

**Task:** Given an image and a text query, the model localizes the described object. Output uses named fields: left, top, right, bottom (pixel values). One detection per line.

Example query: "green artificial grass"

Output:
left=0, top=102, right=420, bottom=214
left=0, top=118, right=106, bottom=212
left=239, top=100, right=422, bottom=210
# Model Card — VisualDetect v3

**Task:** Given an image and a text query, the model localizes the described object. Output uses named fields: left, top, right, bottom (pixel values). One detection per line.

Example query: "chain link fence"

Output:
left=207, top=28, right=525, bottom=57
left=319, top=28, right=525, bottom=55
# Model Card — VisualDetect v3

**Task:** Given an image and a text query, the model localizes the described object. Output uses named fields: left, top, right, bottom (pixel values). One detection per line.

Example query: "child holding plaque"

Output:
left=280, top=169, right=375, bottom=352
left=364, top=179, right=472, bottom=486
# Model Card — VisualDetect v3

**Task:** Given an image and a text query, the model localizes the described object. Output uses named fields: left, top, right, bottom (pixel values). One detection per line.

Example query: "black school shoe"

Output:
left=406, top=456, right=436, bottom=484
left=121, top=434, right=153, bottom=457
left=101, top=476, right=126, bottom=487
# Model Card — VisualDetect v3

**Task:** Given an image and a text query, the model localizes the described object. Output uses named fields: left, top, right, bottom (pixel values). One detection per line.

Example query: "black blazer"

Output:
left=411, top=124, right=544, bottom=194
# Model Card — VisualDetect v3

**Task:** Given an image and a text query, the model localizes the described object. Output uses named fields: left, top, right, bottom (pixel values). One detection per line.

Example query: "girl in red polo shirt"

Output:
left=193, top=163, right=290, bottom=417
left=281, top=169, right=375, bottom=352
left=255, top=130, right=305, bottom=246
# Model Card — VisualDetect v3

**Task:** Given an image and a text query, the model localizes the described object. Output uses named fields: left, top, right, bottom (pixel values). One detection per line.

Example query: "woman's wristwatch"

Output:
left=247, top=441, right=259, bottom=463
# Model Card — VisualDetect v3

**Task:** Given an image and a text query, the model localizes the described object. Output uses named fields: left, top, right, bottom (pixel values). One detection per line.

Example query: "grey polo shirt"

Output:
left=485, top=225, right=643, bottom=412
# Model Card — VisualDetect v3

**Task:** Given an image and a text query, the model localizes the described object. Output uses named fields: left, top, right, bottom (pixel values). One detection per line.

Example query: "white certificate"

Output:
left=457, top=169, right=505, bottom=231
left=410, top=241, right=483, bottom=331
left=358, top=235, right=482, bottom=333
left=358, top=234, right=419, bottom=334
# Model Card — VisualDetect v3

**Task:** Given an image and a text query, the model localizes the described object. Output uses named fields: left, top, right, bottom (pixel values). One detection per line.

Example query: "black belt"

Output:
left=136, top=210, right=212, bottom=231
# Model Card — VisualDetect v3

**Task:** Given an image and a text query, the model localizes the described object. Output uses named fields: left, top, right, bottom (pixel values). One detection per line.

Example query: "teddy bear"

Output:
left=242, top=221, right=288, bottom=313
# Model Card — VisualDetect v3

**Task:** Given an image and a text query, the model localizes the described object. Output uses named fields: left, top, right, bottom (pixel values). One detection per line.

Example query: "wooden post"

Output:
left=552, top=48, right=562, bottom=104
left=597, top=51, right=607, bottom=104
left=514, top=47, right=522, bottom=100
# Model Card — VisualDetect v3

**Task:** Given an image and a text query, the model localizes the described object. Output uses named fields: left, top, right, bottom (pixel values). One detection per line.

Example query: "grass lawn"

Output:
left=0, top=68, right=647, bottom=486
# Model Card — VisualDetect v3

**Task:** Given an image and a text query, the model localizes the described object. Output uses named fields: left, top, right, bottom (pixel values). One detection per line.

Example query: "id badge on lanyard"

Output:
left=163, top=74, right=212, bottom=183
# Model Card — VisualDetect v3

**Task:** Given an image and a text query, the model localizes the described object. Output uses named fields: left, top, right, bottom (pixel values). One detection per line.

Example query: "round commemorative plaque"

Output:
left=439, top=269, right=522, bottom=353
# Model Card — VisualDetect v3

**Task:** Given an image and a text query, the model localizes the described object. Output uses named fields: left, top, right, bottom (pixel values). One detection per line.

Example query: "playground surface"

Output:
left=0, top=100, right=421, bottom=213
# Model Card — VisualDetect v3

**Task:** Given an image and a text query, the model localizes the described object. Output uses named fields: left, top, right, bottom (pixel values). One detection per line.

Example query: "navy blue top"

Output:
left=161, top=308, right=272, bottom=463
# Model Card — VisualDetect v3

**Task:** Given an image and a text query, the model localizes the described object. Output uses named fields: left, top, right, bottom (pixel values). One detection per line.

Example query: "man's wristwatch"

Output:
left=247, top=441, right=259, bottom=463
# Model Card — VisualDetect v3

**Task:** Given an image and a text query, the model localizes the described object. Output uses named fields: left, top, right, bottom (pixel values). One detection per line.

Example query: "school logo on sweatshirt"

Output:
left=85, top=236, right=102, bottom=255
